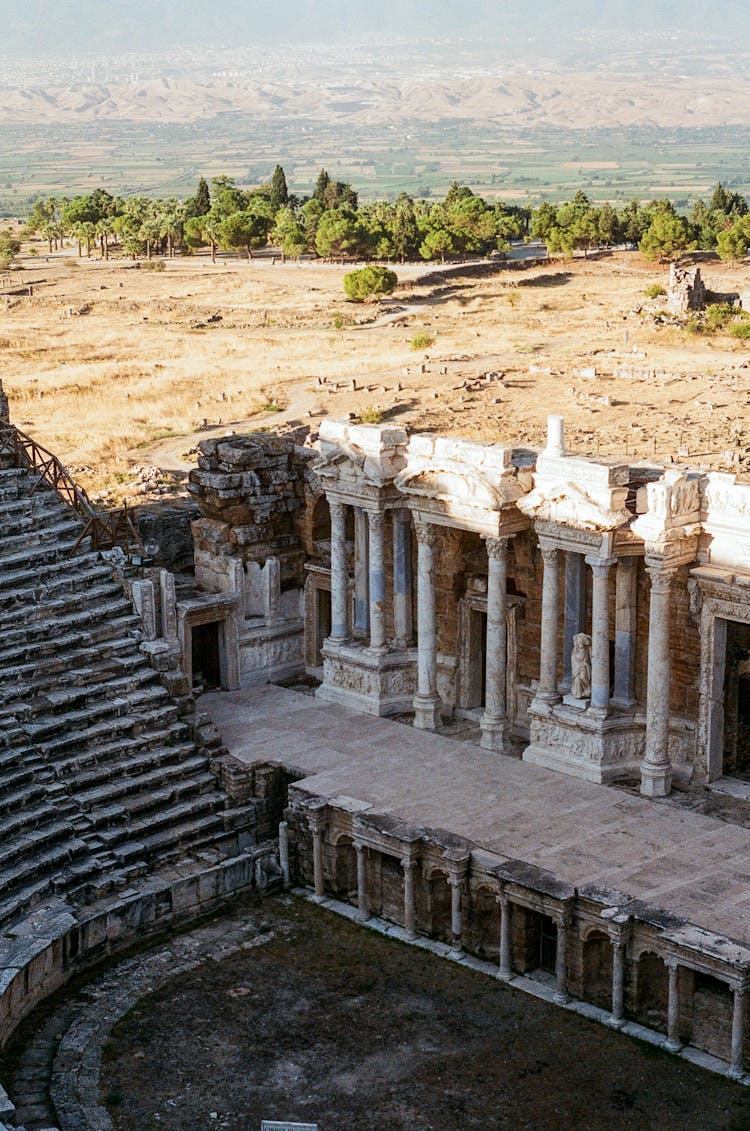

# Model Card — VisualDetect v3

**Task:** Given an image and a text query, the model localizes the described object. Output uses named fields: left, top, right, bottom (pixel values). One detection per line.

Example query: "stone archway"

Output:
left=634, top=951, right=669, bottom=1032
left=581, top=931, right=613, bottom=1012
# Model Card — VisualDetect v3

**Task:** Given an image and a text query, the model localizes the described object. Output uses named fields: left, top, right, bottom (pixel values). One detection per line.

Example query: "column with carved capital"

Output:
left=730, top=983, right=747, bottom=1079
left=554, top=915, right=570, bottom=1005
left=367, top=509, right=387, bottom=653
left=401, top=858, right=417, bottom=940
left=586, top=556, right=615, bottom=715
left=448, top=876, right=463, bottom=951
left=355, top=842, right=369, bottom=921
left=609, top=938, right=626, bottom=1028
left=536, top=544, right=561, bottom=705
left=481, top=535, right=510, bottom=751
left=309, top=813, right=326, bottom=900
left=392, top=509, right=413, bottom=648
left=413, top=520, right=441, bottom=730
left=328, top=499, right=349, bottom=643
left=497, top=891, right=512, bottom=980
left=666, top=959, right=682, bottom=1051
left=641, top=565, right=674, bottom=797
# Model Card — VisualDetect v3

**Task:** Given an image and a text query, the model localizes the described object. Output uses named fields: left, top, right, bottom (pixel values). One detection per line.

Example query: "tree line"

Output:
left=16, top=168, right=750, bottom=266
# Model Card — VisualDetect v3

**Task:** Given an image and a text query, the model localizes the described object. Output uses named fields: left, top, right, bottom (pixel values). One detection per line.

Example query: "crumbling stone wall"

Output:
left=0, top=379, right=8, bottom=423
left=188, top=434, right=312, bottom=592
left=667, top=264, right=706, bottom=315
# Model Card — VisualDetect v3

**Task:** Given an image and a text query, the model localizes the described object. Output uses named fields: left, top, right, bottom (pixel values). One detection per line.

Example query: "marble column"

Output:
left=448, top=877, right=463, bottom=951
left=355, top=842, right=369, bottom=921
left=310, top=817, right=325, bottom=900
left=641, top=566, right=674, bottom=798
left=730, top=984, right=746, bottom=1079
left=562, top=552, right=586, bottom=692
left=353, top=506, right=369, bottom=635
left=666, top=961, right=682, bottom=1051
left=402, top=858, right=417, bottom=940
left=537, top=545, right=561, bottom=705
left=554, top=918, right=570, bottom=1005
left=586, top=556, right=614, bottom=715
left=481, top=536, right=510, bottom=751
left=367, top=510, right=387, bottom=653
left=613, top=558, right=638, bottom=706
left=278, top=820, right=290, bottom=887
left=497, top=891, right=512, bottom=980
left=413, top=520, right=441, bottom=730
left=328, top=500, right=349, bottom=643
left=392, top=510, right=413, bottom=648
left=610, top=939, right=626, bottom=1028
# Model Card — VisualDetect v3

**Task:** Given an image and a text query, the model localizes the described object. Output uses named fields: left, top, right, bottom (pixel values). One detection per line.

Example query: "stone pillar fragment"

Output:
left=132, top=578, right=157, bottom=641
left=159, top=569, right=178, bottom=640
left=641, top=566, right=674, bottom=797
left=481, top=536, right=509, bottom=752
left=328, top=500, right=349, bottom=643
left=413, top=521, right=441, bottom=730
left=367, top=510, right=387, bottom=653
left=278, top=820, right=290, bottom=886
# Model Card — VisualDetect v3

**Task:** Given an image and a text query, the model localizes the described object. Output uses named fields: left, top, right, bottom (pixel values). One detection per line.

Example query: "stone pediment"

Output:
left=517, top=479, right=631, bottom=532
left=315, top=420, right=408, bottom=488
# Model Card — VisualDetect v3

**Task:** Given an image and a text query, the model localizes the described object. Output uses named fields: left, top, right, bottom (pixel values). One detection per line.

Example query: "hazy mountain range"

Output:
left=1, top=0, right=745, bottom=56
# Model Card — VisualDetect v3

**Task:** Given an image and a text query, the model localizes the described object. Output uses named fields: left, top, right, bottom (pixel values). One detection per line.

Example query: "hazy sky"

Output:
left=1, top=0, right=742, bottom=56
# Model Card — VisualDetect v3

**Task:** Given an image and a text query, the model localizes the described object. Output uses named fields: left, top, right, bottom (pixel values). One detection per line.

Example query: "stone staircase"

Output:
left=0, top=465, right=257, bottom=929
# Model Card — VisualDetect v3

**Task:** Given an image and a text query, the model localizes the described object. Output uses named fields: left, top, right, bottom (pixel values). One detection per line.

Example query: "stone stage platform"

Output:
left=204, top=683, right=750, bottom=948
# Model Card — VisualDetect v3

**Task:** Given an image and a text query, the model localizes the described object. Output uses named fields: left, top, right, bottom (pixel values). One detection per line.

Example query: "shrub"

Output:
left=343, top=264, right=398, bottom=302
left=704, top=303, right=736, bottom=332
left=332, top=311, right=345, bottom=329
left=358, top=405, right=383, bottom=424
left=410, top=332, right=435, bottom=351
left=141, top=260, right=166, bottom=272
left=730, top=322, right=750, bottom=340
left=644, top=283, right=666, bottom=299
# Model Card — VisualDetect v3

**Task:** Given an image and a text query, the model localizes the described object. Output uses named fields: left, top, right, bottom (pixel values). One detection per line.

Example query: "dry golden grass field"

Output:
left=1, top=244, right=749, bottom=502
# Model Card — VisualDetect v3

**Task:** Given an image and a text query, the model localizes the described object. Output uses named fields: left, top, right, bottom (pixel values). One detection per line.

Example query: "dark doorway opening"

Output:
left=314, top=588, right=332, bottom=666
left=723, top=621, right=750, bottom=777
left=192, top=621, right=221, bottom=689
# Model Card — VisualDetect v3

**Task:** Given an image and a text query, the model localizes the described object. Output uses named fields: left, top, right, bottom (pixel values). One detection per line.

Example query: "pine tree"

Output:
left=314, top=168, right=331, bottom=204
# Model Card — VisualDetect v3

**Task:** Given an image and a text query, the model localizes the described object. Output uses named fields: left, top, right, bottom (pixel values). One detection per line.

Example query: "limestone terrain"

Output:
left=1, top=246, right=749, bottom=502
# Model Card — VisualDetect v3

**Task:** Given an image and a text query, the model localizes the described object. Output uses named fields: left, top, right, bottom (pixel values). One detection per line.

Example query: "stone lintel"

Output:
left=322, top=484, right=402, bottom=511
left=494, top=858, right=576, bottom=903
left=643, top=534, right=699, bottom=572
left=664, top=928, right=750, bottom=981
left=690, top=565, right=736, bottom=586
left=536, top=452, right=631, bottom=487
left=407, top=501, right=528, bottom=538
left=535, top=521, right=615, bottom=557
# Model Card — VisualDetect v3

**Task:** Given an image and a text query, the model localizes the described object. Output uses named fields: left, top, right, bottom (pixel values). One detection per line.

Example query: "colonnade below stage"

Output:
left=298, top=817, right=749, bottom=1080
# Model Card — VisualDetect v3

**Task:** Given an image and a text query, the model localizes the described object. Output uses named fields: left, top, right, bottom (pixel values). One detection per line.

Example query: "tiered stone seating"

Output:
left=0, top=465, right=256, bottom=929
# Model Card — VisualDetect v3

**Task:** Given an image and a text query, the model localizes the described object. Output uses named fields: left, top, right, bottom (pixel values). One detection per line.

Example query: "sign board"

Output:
left=261, top=1123, right=319, bottom=1131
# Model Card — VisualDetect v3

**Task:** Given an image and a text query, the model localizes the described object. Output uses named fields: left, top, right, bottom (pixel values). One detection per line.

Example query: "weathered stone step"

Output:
left=0, top=579, right=123, bottom=629
left=0, top=613, right=140, bottom=669
left=5, top=666, right=162, bottom=720
left=0, top=634, right=144, bottom=691
left=0, top=819, right=73, bottom=872
left=0, top=514, right=84, bottom=560
left=0, top=838, right=92, bottom=925
left=0, top=595, right=135, bottom=652
left=0, top=655, right=154, bottom=711
left=50, top=721, right=192, bottom=779
left=11, top=703, right=183, bottom=765
left=95, top=793, right=227, bottom=850
left=0, top=560, right=115, bottom=614
left=73, top=740, right=198, bottom=790
left=0, top=779, right=46, bottom=818
left=0, top=800, right=61, bottom=841
left=0, top=548, right=102, bottom=596
left=78, top=763, right=216, bottom=824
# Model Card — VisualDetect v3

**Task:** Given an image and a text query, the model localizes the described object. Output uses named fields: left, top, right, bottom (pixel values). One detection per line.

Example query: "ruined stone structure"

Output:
left=667, top=263, right=707, bottom=315
left=5, top=375, right=750, bottom=1116
left=196, top=415, right=750, bottom=798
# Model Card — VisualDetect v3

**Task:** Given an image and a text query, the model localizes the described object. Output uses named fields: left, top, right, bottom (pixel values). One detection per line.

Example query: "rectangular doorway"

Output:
left=191, top=621, right=221, bottom=689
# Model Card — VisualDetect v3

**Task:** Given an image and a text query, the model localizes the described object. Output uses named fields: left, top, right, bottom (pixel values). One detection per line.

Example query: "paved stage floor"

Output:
left=203, top=683, right=750, bottom=946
